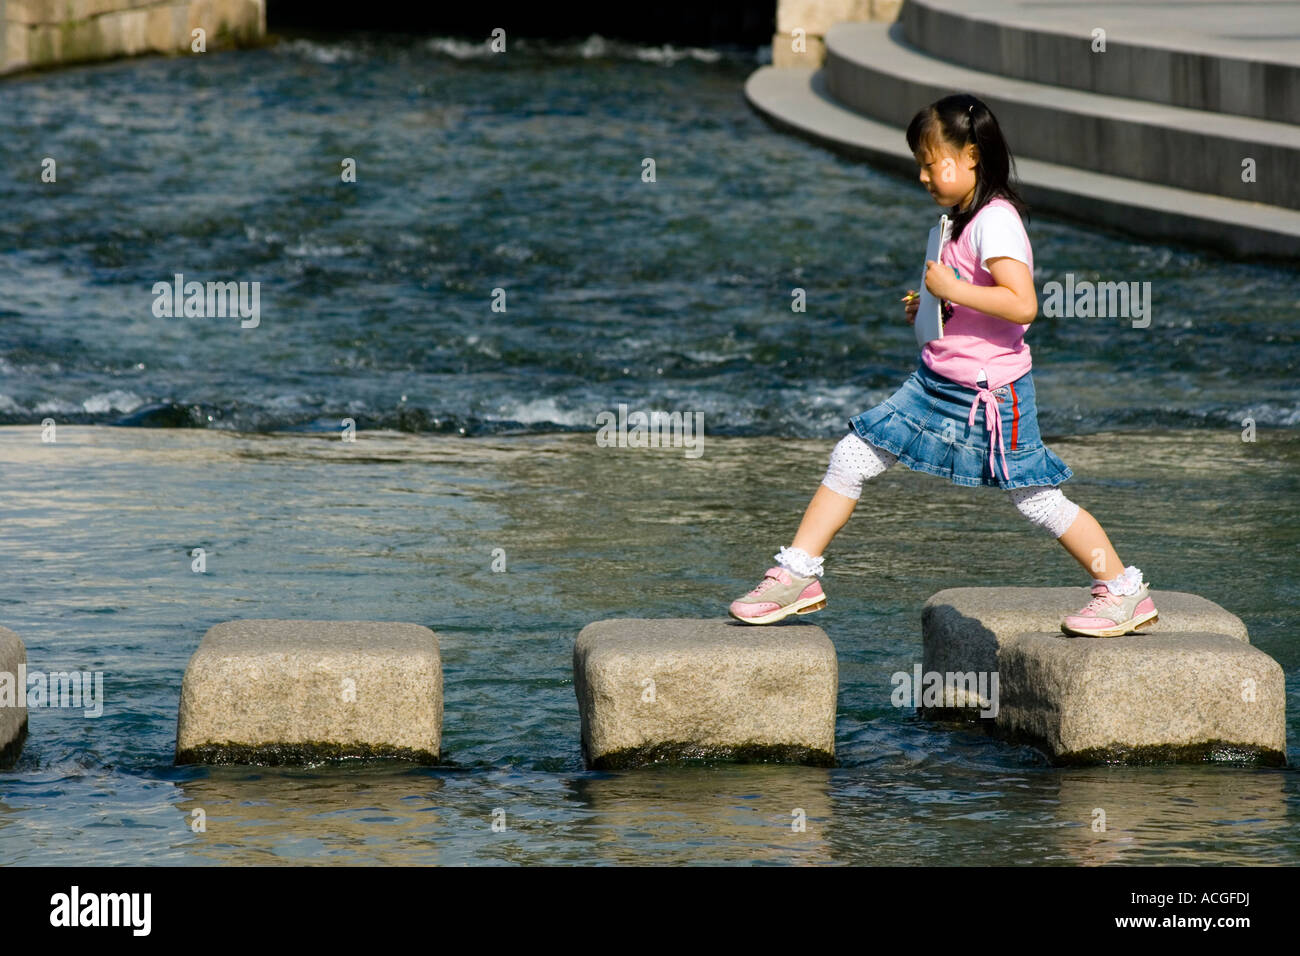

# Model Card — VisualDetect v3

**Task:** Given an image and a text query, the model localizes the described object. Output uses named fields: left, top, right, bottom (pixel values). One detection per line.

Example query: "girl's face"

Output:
left=915, top=136, right=979, bottom=211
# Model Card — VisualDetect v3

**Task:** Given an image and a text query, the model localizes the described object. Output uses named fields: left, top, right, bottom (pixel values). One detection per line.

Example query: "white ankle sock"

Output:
left=775, top=545, right=824, bottom=578
left=1094, top=565, right=1142, bottom=596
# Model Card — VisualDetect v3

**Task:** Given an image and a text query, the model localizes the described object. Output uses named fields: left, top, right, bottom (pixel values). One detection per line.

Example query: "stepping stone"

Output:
left=920, top=588, right=1285, bottom=765
left=573, top=618, right=837, bottom=769
left=0, top=627, right=27, bottom=768
left=176, top=620, right=442, bottom=765
left=923, top=586, right=1249, bottom=677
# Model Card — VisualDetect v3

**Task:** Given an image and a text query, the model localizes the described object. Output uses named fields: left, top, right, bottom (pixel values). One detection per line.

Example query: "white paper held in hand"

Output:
left=914, top=214, right=952, bottom=348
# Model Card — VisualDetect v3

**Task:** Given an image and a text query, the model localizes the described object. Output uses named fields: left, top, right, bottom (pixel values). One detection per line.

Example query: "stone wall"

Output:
left=774, top=0, right=899, bottom=67
left=1, top=0, right=265, bottom=74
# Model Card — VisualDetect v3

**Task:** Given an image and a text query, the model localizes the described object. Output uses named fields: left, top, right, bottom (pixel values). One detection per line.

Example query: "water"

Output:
left=4, top=35, right=1297, bottom=437
left=0, top=35, right=1297, bottom=866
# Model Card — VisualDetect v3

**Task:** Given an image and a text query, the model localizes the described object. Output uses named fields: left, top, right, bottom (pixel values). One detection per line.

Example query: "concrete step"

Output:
left=900, top=0, right=1300, bottom=125
left=743, top=64, right=1300, bottom=259
left=825, top=21, right=1300, bottom=211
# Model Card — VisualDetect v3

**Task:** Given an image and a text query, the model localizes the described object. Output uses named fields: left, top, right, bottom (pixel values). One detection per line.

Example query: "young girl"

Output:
left=729, top=93, right=1157, bottom=639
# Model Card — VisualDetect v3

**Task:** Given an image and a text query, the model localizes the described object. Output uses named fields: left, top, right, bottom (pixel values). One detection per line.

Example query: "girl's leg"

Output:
left=1055, top=506, right=1123, bottom=579
left=1008, top=485, right=1156, bottom=635
left=1007, top=485, right=1135, bottom=586
left=790, top=484, right=858, bottom=558
left=730, top=433, right=898, bottom=623
left=779, top=434, right=897, bottom=575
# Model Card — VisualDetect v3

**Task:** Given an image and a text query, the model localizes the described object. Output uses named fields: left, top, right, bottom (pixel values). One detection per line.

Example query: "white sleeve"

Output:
left=970, top=205, right=1029, bottom=270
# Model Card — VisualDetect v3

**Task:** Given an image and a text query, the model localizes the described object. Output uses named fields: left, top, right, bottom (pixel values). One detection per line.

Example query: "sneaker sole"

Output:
left=729, top=595, right=827, bottom=626
left=1061, top=611, right=1159, bottom=639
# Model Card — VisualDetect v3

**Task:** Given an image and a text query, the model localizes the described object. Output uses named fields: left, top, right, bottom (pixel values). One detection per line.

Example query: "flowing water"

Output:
left=0, top=34, right=1297, bottom=865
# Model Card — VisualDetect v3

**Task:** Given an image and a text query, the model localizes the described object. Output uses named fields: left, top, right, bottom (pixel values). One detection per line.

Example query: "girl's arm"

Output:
left=923, top=256, right=1037, bottom=325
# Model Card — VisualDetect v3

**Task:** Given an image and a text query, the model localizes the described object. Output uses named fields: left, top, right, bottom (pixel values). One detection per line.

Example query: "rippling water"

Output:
left=0, top=426, right=1296, bottom=865
left=2, top=34, right=1297, bottom=437
left=0, top=35, right=1297, bottom=866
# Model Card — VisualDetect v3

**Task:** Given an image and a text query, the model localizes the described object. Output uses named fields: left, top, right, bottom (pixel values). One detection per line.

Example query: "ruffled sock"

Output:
left=774, top=545, right=824, bottom=579
left=1094, top=565, right=1143, bottom=596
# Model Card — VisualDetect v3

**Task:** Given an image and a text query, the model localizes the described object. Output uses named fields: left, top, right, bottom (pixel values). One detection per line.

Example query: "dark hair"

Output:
left=905, top=94, right=1028, bottom=240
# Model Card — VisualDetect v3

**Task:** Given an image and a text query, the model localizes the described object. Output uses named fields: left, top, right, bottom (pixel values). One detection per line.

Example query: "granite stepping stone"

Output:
left=920, top=588, right=1286, bottom=765
left=176, top=619, right=442, bottom=765
left=573, top=618, right=837, bottom=769
left=0, top=627, right=27, bottom=768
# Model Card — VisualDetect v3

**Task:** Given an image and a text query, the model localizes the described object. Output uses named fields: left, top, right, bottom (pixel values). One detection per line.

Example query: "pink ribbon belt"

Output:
left=968, top=387, right=1011, bottom=482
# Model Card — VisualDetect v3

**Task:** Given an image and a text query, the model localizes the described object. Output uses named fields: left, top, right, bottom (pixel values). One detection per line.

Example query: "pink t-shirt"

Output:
left=921, top=197, right=1033, bottom=390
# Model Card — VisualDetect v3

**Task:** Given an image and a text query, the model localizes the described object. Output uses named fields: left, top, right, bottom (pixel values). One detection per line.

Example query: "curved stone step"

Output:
left=900, top=0, right=1300, bottom=125
left=743, top=64, right=1300, bottom=258
left=825, top=20, right=1300, bottom=211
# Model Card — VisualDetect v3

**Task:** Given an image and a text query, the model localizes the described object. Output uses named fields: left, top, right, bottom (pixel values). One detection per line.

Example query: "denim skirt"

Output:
left=848, top=362, right=1073, bottom=489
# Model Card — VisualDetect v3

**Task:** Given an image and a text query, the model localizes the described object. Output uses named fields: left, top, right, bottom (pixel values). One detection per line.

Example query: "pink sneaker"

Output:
left=728, top=567, right=826, bottom=625
left=1061, top=580, right=1159, bottom=638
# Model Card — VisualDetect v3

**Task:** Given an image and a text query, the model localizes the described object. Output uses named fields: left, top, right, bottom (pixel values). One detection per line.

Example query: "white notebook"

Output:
left=914, top=214, right=952, bottom=348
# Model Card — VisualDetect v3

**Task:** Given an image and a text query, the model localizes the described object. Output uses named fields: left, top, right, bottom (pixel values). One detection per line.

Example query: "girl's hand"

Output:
left=901, top=290, right=919, bottom=325
left=924, top=259, right=960, bottom=300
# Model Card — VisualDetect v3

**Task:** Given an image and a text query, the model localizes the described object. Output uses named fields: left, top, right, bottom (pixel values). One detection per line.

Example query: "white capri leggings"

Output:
left=821, top=432, right=1080, bottom=538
